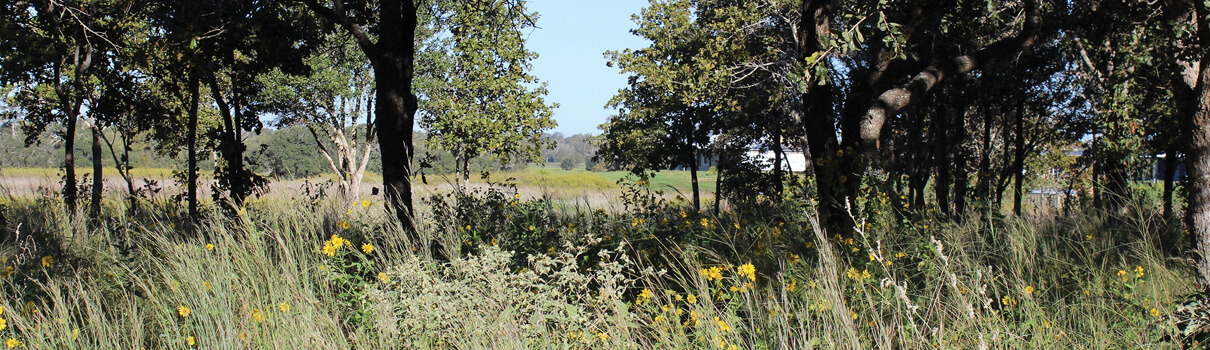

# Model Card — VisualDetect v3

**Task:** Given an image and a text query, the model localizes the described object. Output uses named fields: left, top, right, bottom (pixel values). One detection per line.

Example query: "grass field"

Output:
left=0, top=174, right=1198, bottom=349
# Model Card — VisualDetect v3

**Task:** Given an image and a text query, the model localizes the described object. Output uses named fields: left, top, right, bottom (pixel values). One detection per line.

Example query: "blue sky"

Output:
left=525, top=0, right=651, bottom=136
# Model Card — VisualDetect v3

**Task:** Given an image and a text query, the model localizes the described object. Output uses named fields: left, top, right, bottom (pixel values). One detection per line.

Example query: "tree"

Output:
left=416, top=0, right=556, bottom=186
left=260, top=33, right=377, bottom=204
left=603, top=0, right=733, bottom=213
left=1163, top=0, right=1210, bottom=283
left=300, top=0, right=423, bottom=240
left=0, top=0, right=125, bottom=215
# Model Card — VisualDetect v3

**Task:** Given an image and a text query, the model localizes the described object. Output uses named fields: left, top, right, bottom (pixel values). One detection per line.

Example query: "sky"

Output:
left=524, top=0, right=651, bottom=136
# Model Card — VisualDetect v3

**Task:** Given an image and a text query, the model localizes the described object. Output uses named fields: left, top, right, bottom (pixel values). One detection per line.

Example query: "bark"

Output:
left=934, top=102, right=950, bottom=215
left=187, top=70, right=199, bottom=220
left=90, top=124, right=103, bottom=220
left=1192, top=58, right=1210, bottom=282
left=689, top=150, right=700, bottom=213
left=773, top=127, right=785, bottom=199
left=1013, top=96, right=1025, bottom=216
left=1189, top=0, right=1210, bottom=280
left=1163, top=152, right=1178, bottom=219
left=857, top=0, right=1041, bottom=156
left=63, top=107, right=78, bottom=214
left=714, top=150, right=724, bottom=215
left=953, top=90, right=969, bottom=217
left=976, top=103, right=992, bottom=205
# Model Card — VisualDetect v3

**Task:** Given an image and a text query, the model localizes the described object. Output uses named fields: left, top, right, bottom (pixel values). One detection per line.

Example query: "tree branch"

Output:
left=299, top=0, right=379, bottom=61
left=859, top=0, right=1042, bottom=155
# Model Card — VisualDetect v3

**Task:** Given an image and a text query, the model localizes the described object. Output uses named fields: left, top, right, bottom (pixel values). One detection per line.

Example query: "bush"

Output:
left=560, top=157, right=577, bottom=171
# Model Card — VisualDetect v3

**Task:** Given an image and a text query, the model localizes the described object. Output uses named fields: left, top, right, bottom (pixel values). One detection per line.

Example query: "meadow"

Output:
left=0, top=168, right=1198, bottom=349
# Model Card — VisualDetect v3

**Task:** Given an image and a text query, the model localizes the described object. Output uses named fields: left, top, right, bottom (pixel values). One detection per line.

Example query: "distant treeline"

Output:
left=0, top=123, right=597, bottom=179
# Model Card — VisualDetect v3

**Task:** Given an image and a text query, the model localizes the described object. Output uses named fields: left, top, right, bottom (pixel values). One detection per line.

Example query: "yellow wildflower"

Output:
left=637, top=288, right=653, bottom=304
left=689, top=310, right=701, bottom=326
left=205, top=243, right=214, bottom=251
left=337, top=221, right=351, bottom=229
left=0, top=318, right=5, bottom=331
left=252, top=308, right=264, bottom=322
left=686, top=294, right=697, bottom=304
left=1042, top=319, right=1051, bottom=328
left=330, top=235, right=345, bottom=248
left=739, top=263, right=756, bottom=282
left=861, top=269, right=871, bottom=280
left=361, top=243, right=374, bottom=254
left=787, top=253, right=801, bottom=265
left=240, top=331, right=248, bottom=340
left=701, top=266, right=723, bottom=282
left=786, top=279, right=797, bottom=292
left=713, top=317, right=731, bottom=332
left=846, top=267, right=860, bottom=280
left=279, top=303, right=290, bottom=312
left=322, top=241, right=337, bottom=257
left=700, top=218, right=709, bottom=228
left=362, top=200, right=371, bottom=208
left=186, top=336, right=195, bottom=346
left=1151, top=308, right=1160, bottom=317
left=654, top=314, right=663, bottom=322
left=177, top=305, right=191, bottom=318
left=1117, top=270, right=1128, bottom=281
left=597, top=332, right=608, bottom=341
left=514, top=193, right=522, bottom=200
left=1024, top=286, right=1035, bottom=295
left=41, top=255, right=53, bottom=267
left=1135, top=266, right=1145, bottom=278
left=7, top=338, right=19, bottom=348
left=71, top=328, right=78, bottom=340
left=378, top=272, right=390, bottom=283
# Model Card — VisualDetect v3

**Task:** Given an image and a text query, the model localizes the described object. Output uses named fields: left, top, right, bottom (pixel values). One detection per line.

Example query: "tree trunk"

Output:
left=799, top=0, right=852, bottom=236
left=953, top=90, right=969, bottom=217
left=1163, top=152, right=1178, bottom=219
left=934, top=102, right=951, bottom=215
left=714, top=150, right=724, bottom=215
left=64, top=106, right=78, bottom=214
left=187, top=69, right=199, bottom=220
left=1013, top=96, right=1025, bottom=216
left=976, top=103, right=992, bottom=206
left=90, top=124, right=103, bottom=220
left=689, top=150, right=700, bottom=213
left=1189, top=54, right=1210, bottom=283
left=374, top=0, right=420, bottom=241
left=773, top=126, right=785, bottom=199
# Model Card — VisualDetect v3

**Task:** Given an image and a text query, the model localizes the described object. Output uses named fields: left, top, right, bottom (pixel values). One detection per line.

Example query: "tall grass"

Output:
left=0, top=185, right=1194, bottom=349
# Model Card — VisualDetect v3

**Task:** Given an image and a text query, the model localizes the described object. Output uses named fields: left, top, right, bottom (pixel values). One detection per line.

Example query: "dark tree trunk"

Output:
left=1163, top=152, right=1178, bottom=219
left=773, top=129, right=785, bottom=200
left=64, top=108, right=78, bottom=214
left=798, top=0, right=851, bottom=236
left=187, top=70, right=199, bottom=220
left=976, top=103, right=992, bottom=206
left=953, top=90, right=969, bottom=217
left=1013, top=96, right=1025, bottom=216
left=90, top=125, right=103, bottom=220
left=714, top=150, right=724, bottom=215
left=375, top=0, right=420, bottom=241
left=689, top=150, right=700, bottom=213
left=934, top=102, right=951, bottom=215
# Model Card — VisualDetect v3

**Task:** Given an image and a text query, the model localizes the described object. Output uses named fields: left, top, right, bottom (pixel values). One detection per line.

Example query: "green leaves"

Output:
left=416, top=0, right=556, bottom=174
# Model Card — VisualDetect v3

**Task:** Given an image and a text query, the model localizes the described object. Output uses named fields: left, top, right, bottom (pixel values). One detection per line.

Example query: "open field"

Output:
left=0, top=178, right=1198, bottom=349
